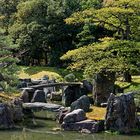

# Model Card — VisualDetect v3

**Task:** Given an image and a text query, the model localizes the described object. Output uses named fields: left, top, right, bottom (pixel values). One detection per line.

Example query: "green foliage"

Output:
left=66, top=0, right=140, bottom=40
left=80, top=0, right=102, bottom=10
left=0, top=0, right=20, bottom=33
left=0, top=29, right=19, bottom=92
left=18, top=66, right=83, bottom=81
left=9, top=0, right=81, bottom=66
left=61, top=38, right=140, bottom=79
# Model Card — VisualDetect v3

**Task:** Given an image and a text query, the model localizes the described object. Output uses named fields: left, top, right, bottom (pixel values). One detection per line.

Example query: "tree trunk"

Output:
left=93, top=72, right=115, bottom=106
left=123, top=71, right=132, bottom=82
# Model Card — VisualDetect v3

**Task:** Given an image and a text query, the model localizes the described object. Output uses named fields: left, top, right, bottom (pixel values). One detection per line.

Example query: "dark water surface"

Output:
left=0, top=119, right=140, bottom=140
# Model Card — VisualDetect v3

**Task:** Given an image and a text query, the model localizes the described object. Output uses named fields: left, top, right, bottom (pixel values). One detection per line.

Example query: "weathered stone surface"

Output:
left=11, top=98, right=23, bottom=122
left=31, top=90, right=46, bottom=103
left=50, top=92, right=62, bottom=101
left=63, top=109, right=86, bottom=123
left=61, top=120, right=104, bottom=133
left=0, top=103, right=14, bottom=129
left=105, top=92, right=136, bottom=134
left=57, top=108, right=70, bottom=124
left=23, top=102, right=63, bottom=112
left=20, top=88, right=35, bottom=103
left=62, top=85, right=82, bottom=107
left=71, top=95, right=90, bottom=112
left=93, top=72, right=115, bottom=106
left=80, top=80, right=93, bottom=96
left=82, top=80, right=93, bottom=93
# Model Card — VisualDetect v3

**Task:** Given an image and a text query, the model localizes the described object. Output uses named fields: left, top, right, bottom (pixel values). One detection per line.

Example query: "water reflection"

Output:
left=0, top=119, right=139, bottom=140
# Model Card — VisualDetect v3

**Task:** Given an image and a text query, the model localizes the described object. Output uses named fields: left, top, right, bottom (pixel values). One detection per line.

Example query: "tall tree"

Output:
left=9, top=0, right=81, bottom=66
left=0, top=28, right=19, bottom=91
left=65, top=0, right=140, bottom=81
left=0, top=0, right=20, bottom=34
left=61, top=38, right=140, bottom=105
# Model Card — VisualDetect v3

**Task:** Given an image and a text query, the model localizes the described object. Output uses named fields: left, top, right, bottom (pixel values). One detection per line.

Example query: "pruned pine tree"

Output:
left=0, top=30, right=19, bottom=91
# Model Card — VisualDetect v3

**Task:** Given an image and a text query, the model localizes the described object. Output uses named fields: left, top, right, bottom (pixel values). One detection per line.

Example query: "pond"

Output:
left=0, top=119, right=140, bottom=140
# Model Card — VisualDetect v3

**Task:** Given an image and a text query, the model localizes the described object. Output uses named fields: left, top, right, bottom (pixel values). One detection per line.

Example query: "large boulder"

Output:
left=82, top=80, right=93, bottom=93
left=31, top=90, right=46, bottom=103
left=23, top=102, right=63, bottom=112
left=22, top=102, right=64, bottom=119
left=105, top=92, right=136, bottom=134
left=71, top=95, right=90, bottom=112
left=0, top=103, right=14, bottom=129
left=63, top=109, right=86, bottom=123
left=61, top=120, right=104, bottom=133
left=62, top=85, right=82, bottom=107
left=20, top=88, right=35, bottom=103
left=11, top=98, right=24, bottom=122
left=93, top=72, right=115, bottom=106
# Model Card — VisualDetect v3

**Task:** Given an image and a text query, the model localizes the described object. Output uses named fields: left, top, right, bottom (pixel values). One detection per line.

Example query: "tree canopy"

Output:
left=0, top=28, right=19, bottom=90
left=61, top=38, right=140, bottom=79
left=66, top=0, right=140, bottom=41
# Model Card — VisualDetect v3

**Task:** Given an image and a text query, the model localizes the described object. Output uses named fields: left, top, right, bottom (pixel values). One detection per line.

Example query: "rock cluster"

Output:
left=71, top=95, right=90, bottom=112
left=0, top=103, right=14, bottom=129
left=105, top=92, right=136, bottom=134
left=60, top=109, right=104, bottom=133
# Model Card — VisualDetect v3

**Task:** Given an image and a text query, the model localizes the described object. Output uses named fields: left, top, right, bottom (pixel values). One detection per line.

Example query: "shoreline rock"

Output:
left=105, top=92, right=136, bottom=134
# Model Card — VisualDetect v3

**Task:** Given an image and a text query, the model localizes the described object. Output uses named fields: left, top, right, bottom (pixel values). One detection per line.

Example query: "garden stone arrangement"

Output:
left=0, top=76, right=139, bottom=135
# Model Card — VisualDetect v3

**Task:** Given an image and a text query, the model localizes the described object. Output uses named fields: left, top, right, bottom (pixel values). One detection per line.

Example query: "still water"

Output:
left=0, top=119, right=140, bottom=140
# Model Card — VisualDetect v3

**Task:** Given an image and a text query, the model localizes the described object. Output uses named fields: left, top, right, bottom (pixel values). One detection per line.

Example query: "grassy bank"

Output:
left=18, top=66, right=83, bottom=81
left=116, top=76, right=140, bottom=92
left=18, top=66, right=140, bottom=92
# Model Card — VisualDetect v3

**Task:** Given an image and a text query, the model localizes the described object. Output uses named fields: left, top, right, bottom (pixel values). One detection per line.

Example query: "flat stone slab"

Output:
left=22, top=102, right=63, bottom=112
left=61, top=120, right=104, bottom=133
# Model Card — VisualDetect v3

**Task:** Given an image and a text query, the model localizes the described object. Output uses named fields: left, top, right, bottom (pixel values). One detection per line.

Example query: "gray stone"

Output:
left=31, top=90, right=46, bottom=103
left=20, top=88, right=35, bottom=103
left=0, top=103, right=14, bottom=129
left=61, top=120, right=104, bottom=133
left=93, top=72, right=115, bottom=106
left=105, top=92, right=136, bottom=134
left=82, top=80, right=93, bottom=93
left=11, top=98, right=23, bottom=122
left=62, top=85, right=82, bottom=107
left=63, top=109, right=86, bottom=123
left=71, top=95, right=90, bottom=112
left=23, top=102, right=63, bottom=112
